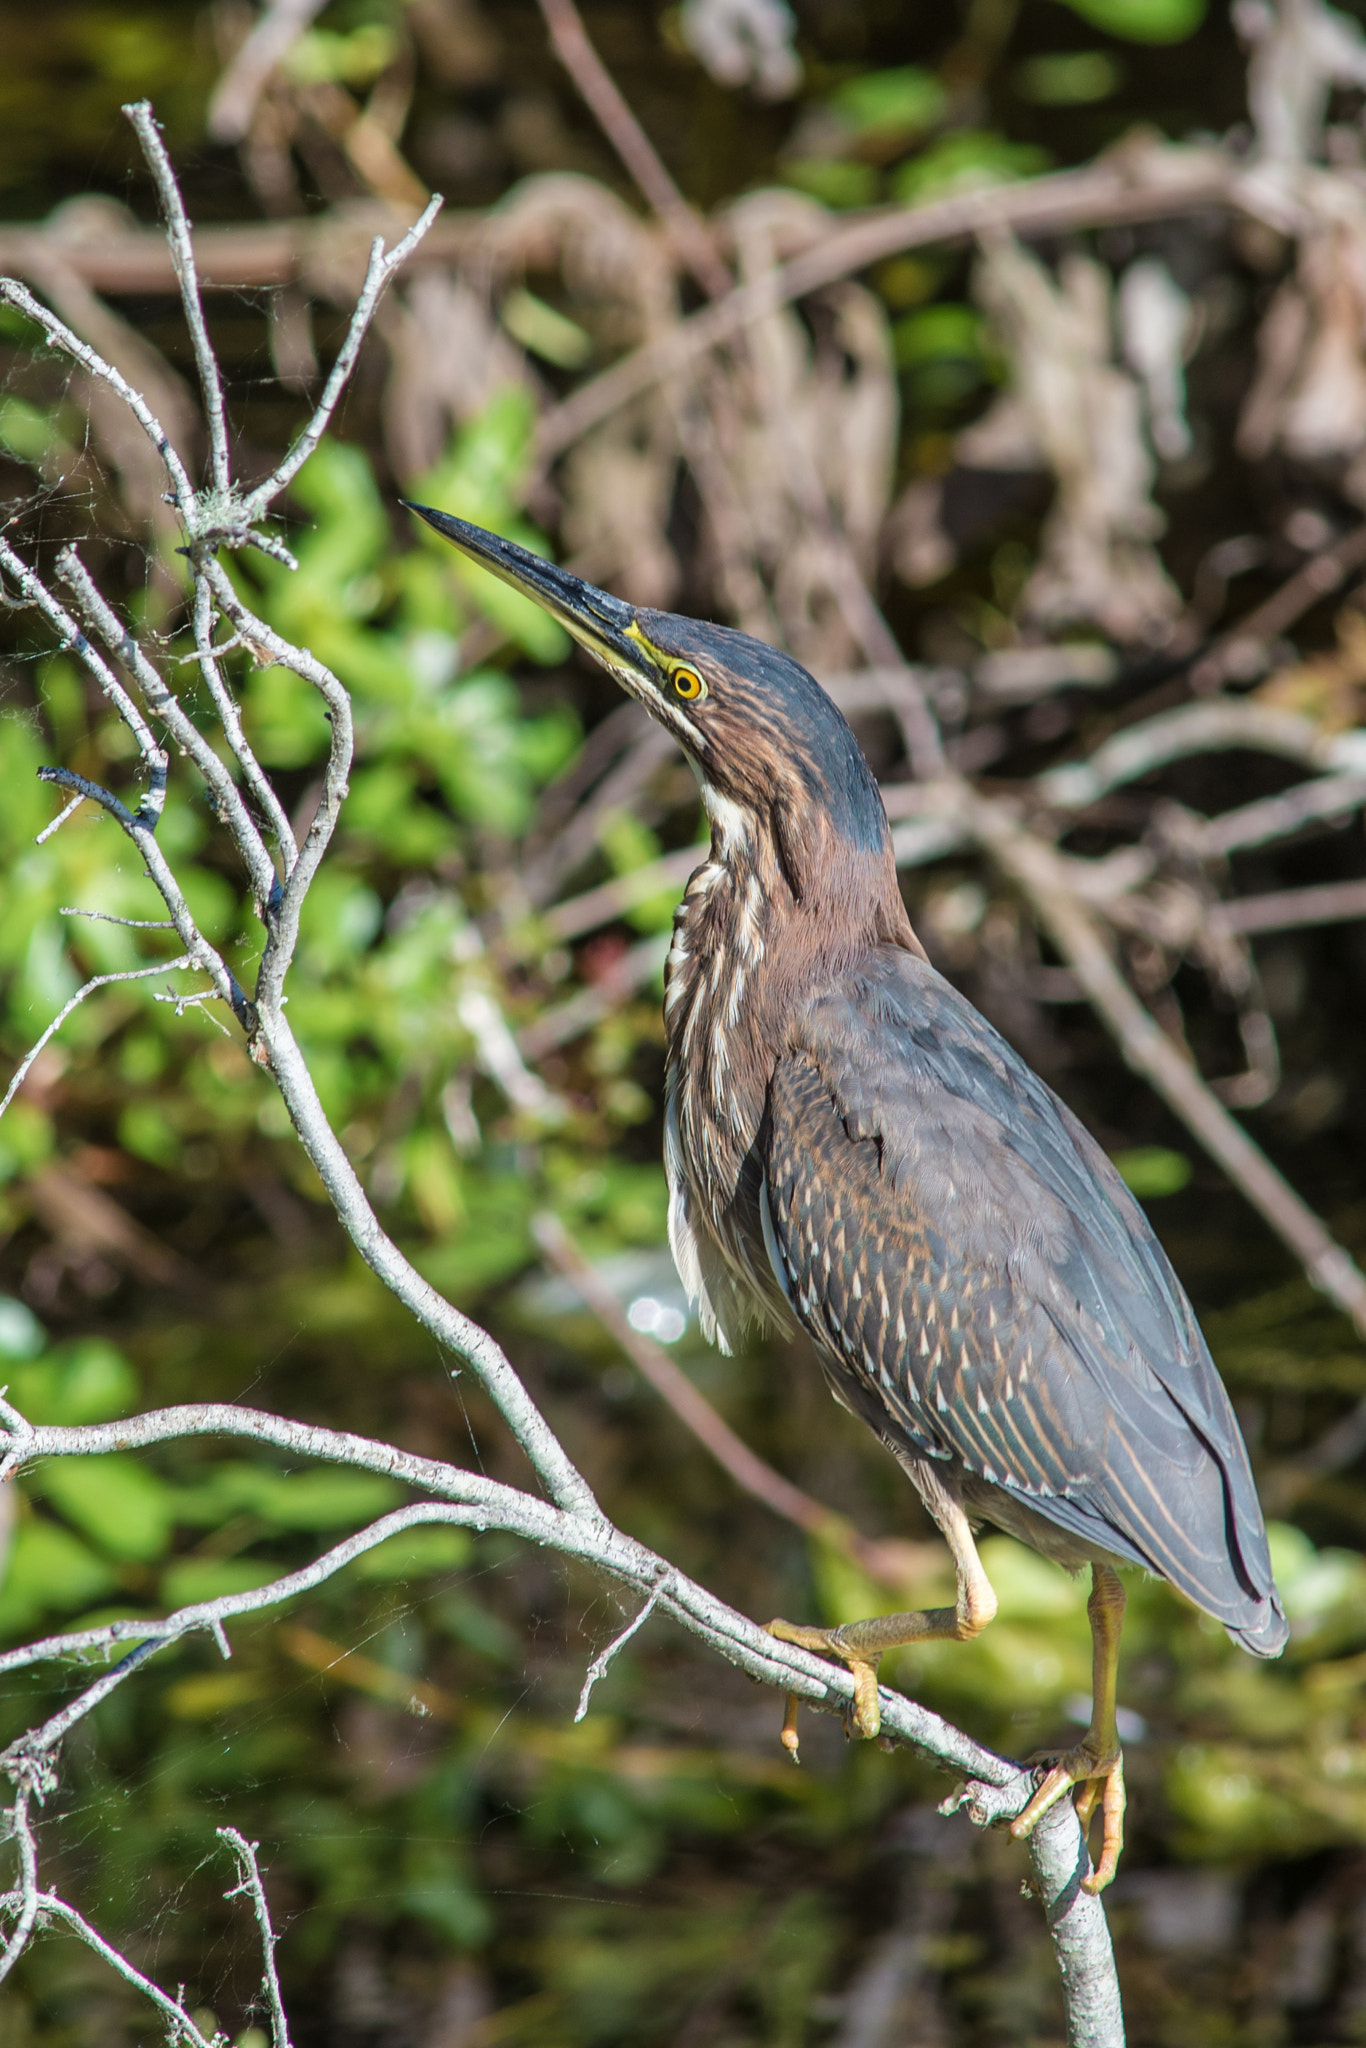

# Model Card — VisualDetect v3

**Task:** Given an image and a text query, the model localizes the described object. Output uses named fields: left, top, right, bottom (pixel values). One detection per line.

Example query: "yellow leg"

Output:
left=1010, top=1564, right=1127, bottom=1895
left=768, top=1496, right=997, bottom=1754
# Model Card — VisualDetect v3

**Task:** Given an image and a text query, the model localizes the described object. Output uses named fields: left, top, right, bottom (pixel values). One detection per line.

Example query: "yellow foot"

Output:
left=767, top=1617, right=882, bottom=1754
left=1010, top=1744, right=1125, bottom=1895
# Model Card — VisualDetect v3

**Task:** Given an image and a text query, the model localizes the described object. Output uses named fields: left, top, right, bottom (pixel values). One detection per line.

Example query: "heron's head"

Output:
left=407, top=506, right=894, bottom=898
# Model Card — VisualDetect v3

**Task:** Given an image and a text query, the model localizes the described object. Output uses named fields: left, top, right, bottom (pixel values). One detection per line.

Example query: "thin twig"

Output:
left=55, top=546, right=275, bottom=904
left=0, top=540, right=168, bottom=827
left=575, top=1570, right=670, bottom=1721
left=0, top=958, right=191, bottom=1122
left=0, top=1887, right=222, bottom=2047
left=1217, top=877, right=1366, bottom=935
left=60, top=908, right=176, bottom=929
left=218, top=1829, right=292, bottom=2048
left=1035, top=699, right=1360, bottom=812
left=208, top=0, right=329, bottom=145
left=1188, top=521, right=1366, bottom=693
left=0, top=1797, right=39, bottom=1990
left=125, top=101, right=232, bottom=497
left=0, top=277, right=196, bottom=511
left=240, top=199, right=442, bottom=519
left=35, top=793, right=85, bottom=845
left=4, top=1639, right=165, bottom=1766
left=1201, top=770, right=1366, bottom=857
left=536, top=0, right=730, bottom=299
left=192, top=575, right=297, bottom=875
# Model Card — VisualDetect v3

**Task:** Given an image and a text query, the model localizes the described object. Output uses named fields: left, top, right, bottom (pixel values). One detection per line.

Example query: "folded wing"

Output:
left=762, top=948, right=1286, bottom=1655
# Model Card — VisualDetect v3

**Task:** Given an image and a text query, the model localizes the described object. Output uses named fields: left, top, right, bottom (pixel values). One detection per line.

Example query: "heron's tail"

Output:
left=1226, top=1595, right=1289, bottom=1658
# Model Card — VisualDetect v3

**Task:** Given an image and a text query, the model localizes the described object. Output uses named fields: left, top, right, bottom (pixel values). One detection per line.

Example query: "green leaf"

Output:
left=829, top=65, right=947, bottom=139
left=284, top=22, right=399, bottom=86
left=194, top=1462, right=405, bottom=1531
left=890, top=132, right=1050, bottom=204
left=1013, top=51, right=1123, bottom=104
left=892, top=304, right=986, bottom=369
left=1111, top=1146, right=1192, bottom=1197
left=37, top=1455, right=177, bottom=1563
left=598, top=812, right=677, bottom=933
left=118, top=1099, right=180, bottom=1167
left=414, top=391, right=570, bottom=664
left=0, top=396, right=59, bottom=465
left=0, top=1518, right=120, bottom=1637
left=161, top=1557, right=281, bottom=1609
left=1056, top=0, right=1205, bottom=41
left=0, top=1100, right=52, bottom=1185
left=501, top=288, right=594, bottom=369
left=780, top=161, right=878, bottom=209
left=351, top=1525, right=472, bottom=1580
left=6, top=1338, right=138, bottom=1424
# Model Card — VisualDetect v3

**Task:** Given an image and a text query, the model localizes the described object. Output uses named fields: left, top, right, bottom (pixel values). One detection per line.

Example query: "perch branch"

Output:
left=0, top=1387, right=1122, bottom=2039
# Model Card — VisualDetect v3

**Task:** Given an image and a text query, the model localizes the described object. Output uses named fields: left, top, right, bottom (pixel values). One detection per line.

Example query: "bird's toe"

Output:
left=767, top=1617, right=882, bottom=1743
left=1010, top=1741, right=1125, bottom=1893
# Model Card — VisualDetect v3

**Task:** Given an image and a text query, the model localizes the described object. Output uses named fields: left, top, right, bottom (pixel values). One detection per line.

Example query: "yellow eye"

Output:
left=673, top=665, right=706, bottom=701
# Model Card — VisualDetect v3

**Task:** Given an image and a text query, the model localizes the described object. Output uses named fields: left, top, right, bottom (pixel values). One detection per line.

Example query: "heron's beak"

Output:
left=404, top=502, right=652, bottom=684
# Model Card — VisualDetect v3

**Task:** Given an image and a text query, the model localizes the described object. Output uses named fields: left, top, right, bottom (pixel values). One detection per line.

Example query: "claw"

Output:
left=780, top=1692, right=801, bottom=1760
left=767, top=1617, right=883, bottom=1744
left=1011, top=1745, right=1125, bottom=1895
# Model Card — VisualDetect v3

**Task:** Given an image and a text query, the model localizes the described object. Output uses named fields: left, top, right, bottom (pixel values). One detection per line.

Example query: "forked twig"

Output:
left=219, top=1830, right=292, bottom=2048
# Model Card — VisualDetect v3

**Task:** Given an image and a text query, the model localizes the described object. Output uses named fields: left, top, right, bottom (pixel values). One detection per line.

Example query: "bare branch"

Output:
left=218, top=1829, right=292, bottom=2048
left=0, top=276, right=196, bottom=511
left=1034, top=699, right=1364, bottom=811
left=55, top=546, right=277, bottom=908
left=1187, top=519, right=1366, bottom=693
left=61, top=907, right=177, bottom=929
left=1218, top=877, right=1366, bottom=935
left=35, top=793, right=86, bottom=846
left=536, top=0, right=731, bottom=299
left=537, top=146, right=1241, bottom=462
left=971, top=799, right=1366, bottom=1340
left=575, top=1570, right=671, bottom=1721
left=201, top=559, right=352, bottom=995
left=1201, top=770, right=1366, bottom=857
left=207, top=0, right=328, bottom=146
left=124, top=101, right=232, bottom=497
left=36, top=763, right=250, bottom=1029
left=240, top=199, right=442, bottom=519
left=0, top=1886, right=223, bottom=2047
left=0, top=1384, right=1121, bottom=2023
left=5, top=1639, right=165, bottom=1769
left=191, top=576, right=298, bottom=873
left=0, top=1797, right=40, bottom=1991
left=0, top=539, right=168, bottom=827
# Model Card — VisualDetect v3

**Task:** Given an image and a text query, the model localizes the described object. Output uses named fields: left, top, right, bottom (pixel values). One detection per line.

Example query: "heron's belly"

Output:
left=958, top=1467, right=1132, bottom=1577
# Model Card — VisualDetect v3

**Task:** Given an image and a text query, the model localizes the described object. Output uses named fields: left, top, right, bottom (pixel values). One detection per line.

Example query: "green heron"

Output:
left=409, top=503, right=1288, bottom=1893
